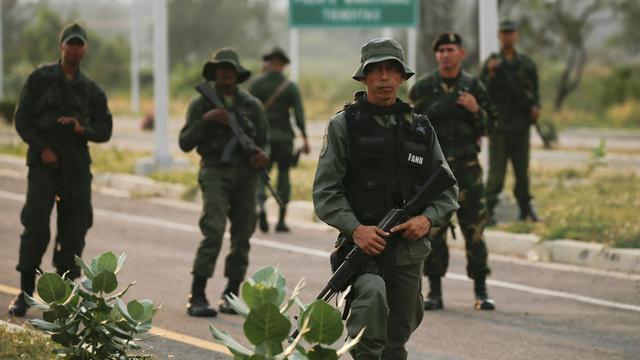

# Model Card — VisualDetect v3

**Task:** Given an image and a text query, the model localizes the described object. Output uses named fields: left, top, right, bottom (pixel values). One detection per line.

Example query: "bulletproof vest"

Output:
left=196, top=92, right=259, bottom=167
left=422, top=72, right=481, bottom=158
left=343, top=102, right=434, bottom=226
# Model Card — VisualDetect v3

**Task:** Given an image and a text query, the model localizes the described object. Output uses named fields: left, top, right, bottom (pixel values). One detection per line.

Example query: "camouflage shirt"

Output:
left=409, top=69, right=497, bottom=158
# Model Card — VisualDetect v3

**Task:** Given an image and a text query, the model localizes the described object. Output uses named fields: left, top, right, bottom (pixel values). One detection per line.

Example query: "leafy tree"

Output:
left=168, top=0, right=274, bottom=68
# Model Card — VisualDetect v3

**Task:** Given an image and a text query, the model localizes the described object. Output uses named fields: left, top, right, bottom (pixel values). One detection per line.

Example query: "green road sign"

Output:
left=289, top=0, right=419, bottom=28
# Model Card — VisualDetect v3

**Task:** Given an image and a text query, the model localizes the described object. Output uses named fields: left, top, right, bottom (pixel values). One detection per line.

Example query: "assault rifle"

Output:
left=291, top=164, right=456, bottom=338
left=196, top=82, right=283, bottom=207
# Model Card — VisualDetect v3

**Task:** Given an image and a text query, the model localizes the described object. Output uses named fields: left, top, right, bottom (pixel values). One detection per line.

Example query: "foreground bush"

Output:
left=26, top=252, right=159, bottom=359
left=209, top=266, right=362, bottom=359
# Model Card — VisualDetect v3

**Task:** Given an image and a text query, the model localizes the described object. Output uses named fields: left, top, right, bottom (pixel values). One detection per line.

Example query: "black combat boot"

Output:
left=424, top=276, right=444, bottom=311
left=8, top=272, right=35, bottom=317
left=474, top=277, right=495, bottom=311
left=187, top=275, right=217, bottom=317
left=218, top=279, right=241, bottom=315
left=258, top=210, right=269, bottom=233
left=275, top=206, right=290, bottom=233
left=518, top=201, right=541, bottom=222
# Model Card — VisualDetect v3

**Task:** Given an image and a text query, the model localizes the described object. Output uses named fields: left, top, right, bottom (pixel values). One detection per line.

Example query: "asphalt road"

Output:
left=1, top=173, right=639, bottom=360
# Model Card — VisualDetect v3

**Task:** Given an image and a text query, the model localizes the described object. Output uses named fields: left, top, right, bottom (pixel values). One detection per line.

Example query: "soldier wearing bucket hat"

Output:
left=313, top=38, right=459, bottom=359
left=410, top=32, right=498, bottom=312
left=481, top=19, right=541, bottom=225
left=250, top=46, right=308, bottom=233
left=179, top=48, right=269, bottom=317
left=9, top=22, right=112, bottom=317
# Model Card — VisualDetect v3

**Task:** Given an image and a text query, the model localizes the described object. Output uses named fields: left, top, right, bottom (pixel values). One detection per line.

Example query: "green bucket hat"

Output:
left=262, top=46, right=290, bottom=64
left=352, top=38, right=414, bottom=81
left=202, top=48, right=251, bottom=84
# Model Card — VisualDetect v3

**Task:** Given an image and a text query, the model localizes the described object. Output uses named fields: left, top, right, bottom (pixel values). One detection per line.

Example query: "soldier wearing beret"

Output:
left=249, top=47, right=309, bottom=233
left=481, top=19, right=541, bottom=224
left=179, top=48, right=269, bottom=317
left=409, top=32, right=498, bottom=311
left=313, top=38, right=459, bottom=359
left=9, top=23, right=113, bottom=316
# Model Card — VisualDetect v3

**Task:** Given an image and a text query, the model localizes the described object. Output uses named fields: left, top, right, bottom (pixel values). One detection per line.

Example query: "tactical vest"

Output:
left=196, top=92, right=260, bottom=167
left=420, top=71, right=482, bottom=158
left=343, top=102, right=434, bottom=226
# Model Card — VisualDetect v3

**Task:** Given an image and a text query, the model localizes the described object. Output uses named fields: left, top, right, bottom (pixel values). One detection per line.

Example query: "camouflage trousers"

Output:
left=423, top=156, right=491, bottom=279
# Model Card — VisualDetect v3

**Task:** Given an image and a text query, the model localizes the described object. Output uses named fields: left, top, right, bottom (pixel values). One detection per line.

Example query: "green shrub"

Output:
left=26, top=252, right=159, bottom=359
left=209, top=266, right=362, bottom=359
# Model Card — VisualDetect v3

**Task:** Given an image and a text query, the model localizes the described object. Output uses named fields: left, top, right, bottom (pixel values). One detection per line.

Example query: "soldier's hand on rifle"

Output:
left=352, top=225, right=389, bottom=256
left=530, top=106, right=540, bottom=123
left=41, top=147, right=58, bottom=167
left=203, top=108, right=229, bottom=126
left=457, top=92, right=480, bottom=113
left=390, top=215, right=432, bottom=241
left=250, top=149, right=269, bottom=169
left=302, top=138, right=311, bottom=154
left=57, top=116, right=85, bottom=135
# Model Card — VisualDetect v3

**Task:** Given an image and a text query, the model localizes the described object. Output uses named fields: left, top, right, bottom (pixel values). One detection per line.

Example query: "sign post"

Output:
left=288, top=0, right=419, bottom=89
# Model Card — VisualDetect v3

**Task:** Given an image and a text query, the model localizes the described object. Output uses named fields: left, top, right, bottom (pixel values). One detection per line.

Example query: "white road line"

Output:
left=446, top=273, right=640, bottom=313
left=1, top=189, right=639, bottom=314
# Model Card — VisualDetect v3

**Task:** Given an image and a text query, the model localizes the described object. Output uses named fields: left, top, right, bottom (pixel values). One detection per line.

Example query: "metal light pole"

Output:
left=153, top=0, right=171, bottom=167
left=130, top=0, right=140, bottom=113
left=479, top=0, right=499, bottom=64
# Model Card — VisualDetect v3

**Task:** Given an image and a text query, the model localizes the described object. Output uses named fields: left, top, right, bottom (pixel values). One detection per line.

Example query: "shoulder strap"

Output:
left=262, top=79, right=291, bottom=110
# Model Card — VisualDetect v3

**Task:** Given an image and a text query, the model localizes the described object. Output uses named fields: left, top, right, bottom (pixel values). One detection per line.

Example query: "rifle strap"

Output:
left=262, top=79, right=290, bottom=110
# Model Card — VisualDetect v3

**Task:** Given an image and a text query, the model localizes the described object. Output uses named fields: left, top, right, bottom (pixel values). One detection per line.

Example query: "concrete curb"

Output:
left=1, top=153, right=639, bottom=274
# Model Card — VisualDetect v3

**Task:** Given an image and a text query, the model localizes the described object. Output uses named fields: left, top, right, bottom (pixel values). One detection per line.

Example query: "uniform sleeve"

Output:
left=420, top=128, right=459, bottom=227
left=529, top=60, right=540, bottom=107
left=291, top=83, right=306, bottom=138
left=312, top=116, right=361, bottom=235
left=14, top=73, right=48, bottom=154
left=254, top=100, right=270, bottom=155
left=472, top=79, right=498, bottom=135
left=82, top=86, right=112, bottom=143
left=179, top=97, right=209, bottom=152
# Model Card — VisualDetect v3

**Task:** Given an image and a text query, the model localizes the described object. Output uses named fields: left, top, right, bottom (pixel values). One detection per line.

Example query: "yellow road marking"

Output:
left=0, top=283, right=231, bottom=356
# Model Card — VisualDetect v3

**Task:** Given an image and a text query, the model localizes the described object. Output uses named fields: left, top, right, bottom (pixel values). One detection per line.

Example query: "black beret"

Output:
left=432, top=32, right=462, bottom=52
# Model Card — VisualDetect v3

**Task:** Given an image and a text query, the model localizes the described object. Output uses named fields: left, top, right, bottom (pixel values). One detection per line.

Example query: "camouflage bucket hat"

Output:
left=352, top=38, right=414, bottom=81
left=262, top=46, right=290, bottom=64
left=202, top=48, right=251, bottom=83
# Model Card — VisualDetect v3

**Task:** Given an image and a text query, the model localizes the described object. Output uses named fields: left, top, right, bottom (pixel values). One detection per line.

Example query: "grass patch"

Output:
left=0, top=323, right=59, bottom=359
left=0, top=143, right=149, bottom=174
left=497, top=165, right=640, bottom=248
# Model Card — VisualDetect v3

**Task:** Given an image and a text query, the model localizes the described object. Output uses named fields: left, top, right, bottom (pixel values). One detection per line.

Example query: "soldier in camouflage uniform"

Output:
left=249, top=47, right=309, bottom=233
left=313, top=38, right=459, bottom=359
left=409, top=32, right=497, bottom=311
left=179, top=48, right=269, bottom=317
left=480, top=19, right=541, bottom=224
left=9, top=23, right=113, bottom=317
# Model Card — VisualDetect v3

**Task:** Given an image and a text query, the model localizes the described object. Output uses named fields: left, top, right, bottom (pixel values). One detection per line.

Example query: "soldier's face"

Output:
left=362, top=60, right=405, bottom=106
left=215, top=63, right=238, bottom=86
left=435, top=44, right=465, bottom=70
left=499, top=30, right=518, bottom=48
left=60, top=38, right=87, bottom=65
